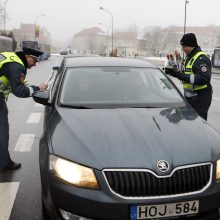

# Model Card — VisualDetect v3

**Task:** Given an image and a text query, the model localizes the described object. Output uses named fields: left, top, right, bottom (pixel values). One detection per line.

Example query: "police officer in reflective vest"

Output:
left=0, top=47, right=48, bottom=172
left=165, top=33, right=212, bottom=121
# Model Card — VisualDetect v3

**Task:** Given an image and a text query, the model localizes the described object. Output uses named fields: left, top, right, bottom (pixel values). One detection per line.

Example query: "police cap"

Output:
left=22, top=47, right=43, bottom=61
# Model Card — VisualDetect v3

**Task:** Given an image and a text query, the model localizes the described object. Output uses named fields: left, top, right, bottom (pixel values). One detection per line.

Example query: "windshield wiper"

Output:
left=131, top=106, right=158, bottom=108
left=60, top=104, right=92, bottom=109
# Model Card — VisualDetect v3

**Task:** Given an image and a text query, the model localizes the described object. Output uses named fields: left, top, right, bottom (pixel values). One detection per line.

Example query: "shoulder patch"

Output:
left=201, top=66, right=208, bottom=72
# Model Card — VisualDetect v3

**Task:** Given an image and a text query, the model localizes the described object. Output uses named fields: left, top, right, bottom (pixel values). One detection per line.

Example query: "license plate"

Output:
left=130, top=200, right=199, bottom=219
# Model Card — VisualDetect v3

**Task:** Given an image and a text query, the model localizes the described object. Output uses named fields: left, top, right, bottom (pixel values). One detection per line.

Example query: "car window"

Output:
left=59, top=67, right=185, bottom=108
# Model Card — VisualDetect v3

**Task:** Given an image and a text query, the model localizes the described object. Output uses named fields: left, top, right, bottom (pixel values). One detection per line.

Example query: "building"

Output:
left=114, top=31, right=148, bottom=57
left=13, top=23, right=52, bottom=49
left=73, top=27, right=106, bottom=55
left=72, top=25, right=220, bottom=57
left=73, top=27, right=148, bottom=57
left=163, top=25, right=220, bottom=56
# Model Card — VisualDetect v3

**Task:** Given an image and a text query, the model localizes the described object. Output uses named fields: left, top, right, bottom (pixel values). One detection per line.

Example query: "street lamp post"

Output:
left=183, top=0, right=189, bottom=35
left=34, top=14, right=45, bottom=41
left=98, top=22, right=111, bottom=56
left=182, top=0, right=189, bottom=61
left=99, top=6, right=113, bottom=56
left=3, top=0, right=10, bottom=35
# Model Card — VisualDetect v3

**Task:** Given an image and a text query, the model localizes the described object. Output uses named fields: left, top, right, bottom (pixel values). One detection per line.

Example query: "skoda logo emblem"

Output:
left=157, top=160, right=169, bottom=172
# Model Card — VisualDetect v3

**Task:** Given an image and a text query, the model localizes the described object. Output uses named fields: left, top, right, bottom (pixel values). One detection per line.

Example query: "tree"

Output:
left=7, top=31, right=17, bottom=51
left=144, top=26, right=167, bottom=56
left=216, top=32, right=220, bottom=47
left=1, top=31, right=17, bottom=51
left=164, top=26, right=179, bottom=48
left=126, top=23, right=139, bottom=35
left=0, top=2, right=3, bottom=27
left=143, top=26, right=180, bottom=56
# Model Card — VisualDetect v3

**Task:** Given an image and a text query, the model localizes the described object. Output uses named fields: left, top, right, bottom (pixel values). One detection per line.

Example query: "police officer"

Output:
left=165, top=33, right=212, bottom=121
left=0, top=47, right=48, bottom=172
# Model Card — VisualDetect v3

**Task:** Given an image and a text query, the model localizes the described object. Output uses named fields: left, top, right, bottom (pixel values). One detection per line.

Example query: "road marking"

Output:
left=0, top=182, right=20, bottom=220
left=34, top=103, right=43, bottom=107
left=213, top=97, right=220, bottom=101
left=26, top=113, right=41, bottom=123
left=14, top=134, right=36, bottom=152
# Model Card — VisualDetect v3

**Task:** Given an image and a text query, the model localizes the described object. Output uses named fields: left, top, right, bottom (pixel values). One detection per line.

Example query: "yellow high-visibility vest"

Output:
left=0, top=52, right=24, bottom=98
left=183, top=51, right=208, bottom=91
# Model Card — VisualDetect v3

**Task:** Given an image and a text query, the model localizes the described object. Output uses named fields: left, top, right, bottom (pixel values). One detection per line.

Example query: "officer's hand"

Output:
left=164, top=67, right=176, bottom=77
left=23, top=79, right=30, bottom=86
left=38, top=83, right=48, bottom=91
left=164, top=68, right=184, bottom=80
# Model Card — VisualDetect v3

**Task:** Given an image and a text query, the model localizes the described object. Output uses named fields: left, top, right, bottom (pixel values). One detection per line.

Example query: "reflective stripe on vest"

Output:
left=0, top=52, right=24, bottom=97
left=183, top=51, right=208, bottom=91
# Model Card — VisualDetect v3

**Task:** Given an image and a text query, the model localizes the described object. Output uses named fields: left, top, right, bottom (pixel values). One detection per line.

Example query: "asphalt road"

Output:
left=171, top=73, right=220, bottom=134
left=0, top=56, right=220, bottom=220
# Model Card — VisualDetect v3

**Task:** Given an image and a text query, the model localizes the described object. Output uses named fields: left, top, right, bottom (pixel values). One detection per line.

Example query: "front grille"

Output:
left=104, top=163, right=211, bottom=198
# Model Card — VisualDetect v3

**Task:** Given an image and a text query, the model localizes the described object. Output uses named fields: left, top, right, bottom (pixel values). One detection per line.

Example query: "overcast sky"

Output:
left=4, top=0, right=220, bottom=42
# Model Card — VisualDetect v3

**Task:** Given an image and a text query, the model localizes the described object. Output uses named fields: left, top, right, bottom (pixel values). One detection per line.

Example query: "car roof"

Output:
left=65, top=54, right=100, bottom=58
left=64, top=56, right=157, bottom=68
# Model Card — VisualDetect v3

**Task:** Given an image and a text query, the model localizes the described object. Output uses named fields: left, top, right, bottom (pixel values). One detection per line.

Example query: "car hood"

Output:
left=49, top=107, right=220, bottom=173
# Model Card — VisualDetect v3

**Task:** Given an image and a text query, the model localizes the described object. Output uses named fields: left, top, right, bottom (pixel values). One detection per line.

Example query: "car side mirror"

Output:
left=32, top=90, right=51, bottom=106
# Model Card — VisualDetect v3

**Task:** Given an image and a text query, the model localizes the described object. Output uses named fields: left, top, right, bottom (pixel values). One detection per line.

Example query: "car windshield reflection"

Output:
left=59, top=67, right=185, bottom=108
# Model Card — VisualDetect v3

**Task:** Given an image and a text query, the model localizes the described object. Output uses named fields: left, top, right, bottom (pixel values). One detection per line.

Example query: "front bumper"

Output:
left=42, top=168, right=220, bottom=220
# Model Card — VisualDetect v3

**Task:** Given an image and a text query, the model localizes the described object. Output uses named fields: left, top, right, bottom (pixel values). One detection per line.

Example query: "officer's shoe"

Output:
left=0, top=161, right=21, bottom=172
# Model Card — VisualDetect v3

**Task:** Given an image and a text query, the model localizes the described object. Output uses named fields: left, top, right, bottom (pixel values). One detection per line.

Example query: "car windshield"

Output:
left=59, top=67, right=185, bottom=108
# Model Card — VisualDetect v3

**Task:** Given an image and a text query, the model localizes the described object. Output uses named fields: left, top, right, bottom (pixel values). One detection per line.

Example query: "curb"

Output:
left=212, top=68, right=220, bottom=74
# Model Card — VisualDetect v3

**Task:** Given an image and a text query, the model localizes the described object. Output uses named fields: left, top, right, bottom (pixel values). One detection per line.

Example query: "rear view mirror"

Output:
left=32, top=90, right=51, bottom=106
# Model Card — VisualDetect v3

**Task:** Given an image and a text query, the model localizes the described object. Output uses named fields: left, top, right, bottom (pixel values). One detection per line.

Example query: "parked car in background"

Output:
left=39, top=43, right=51, bottom=60
left=59, top=50, right=69, bottom=55
left=33, top=57, right=220, bottom=220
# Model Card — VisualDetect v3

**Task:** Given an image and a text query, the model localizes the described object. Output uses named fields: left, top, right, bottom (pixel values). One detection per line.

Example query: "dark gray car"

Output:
left=33, top=57, right=220, bottom=220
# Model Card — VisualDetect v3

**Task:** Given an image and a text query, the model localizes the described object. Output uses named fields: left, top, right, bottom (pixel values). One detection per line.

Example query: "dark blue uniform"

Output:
left=165, top=46, right=212, bottom=120
left=0, top=51, right=39, bottom=97
left=183, top=46, right=212, bottom=95
left=183, top=46, right=212, bottom=120
left=0, top=51, right=40, bottom=169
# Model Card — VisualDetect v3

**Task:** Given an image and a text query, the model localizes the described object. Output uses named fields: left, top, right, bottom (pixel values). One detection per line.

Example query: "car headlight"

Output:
left=216, top=159, right=220, bottom=181
left=49, top=155, right=99, bottom=189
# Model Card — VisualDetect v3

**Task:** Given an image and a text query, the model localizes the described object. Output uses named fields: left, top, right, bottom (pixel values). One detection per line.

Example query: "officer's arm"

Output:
left=165, top=68, right=190, bottom=83
left=7, top=63, right=38, bottom=97
left=191, top=55, right=212, bottom=85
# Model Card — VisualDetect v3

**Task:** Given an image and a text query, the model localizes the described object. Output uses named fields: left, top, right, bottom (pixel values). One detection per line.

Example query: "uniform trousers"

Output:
left=0, top=95, right=11, bottom=168
left=185, top=93, right=212, bottom=121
